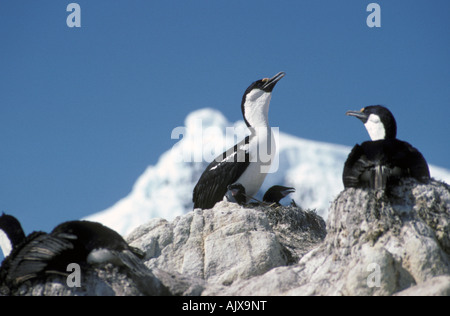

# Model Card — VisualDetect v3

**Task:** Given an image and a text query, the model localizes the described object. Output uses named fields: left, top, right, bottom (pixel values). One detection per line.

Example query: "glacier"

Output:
left=85, top=108, right=450, bottom=236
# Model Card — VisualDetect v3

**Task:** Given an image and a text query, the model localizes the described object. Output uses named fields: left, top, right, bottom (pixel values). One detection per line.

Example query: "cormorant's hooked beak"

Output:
left=346, top=110, right=369, bottom=123
left=262, top=72, right=286, bottom=92
left=281, top=187, right=296, bottom=197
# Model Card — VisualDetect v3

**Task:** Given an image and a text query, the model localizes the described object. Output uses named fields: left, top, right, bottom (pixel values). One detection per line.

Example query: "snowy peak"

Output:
left=86, top=109, right=450, bottom=236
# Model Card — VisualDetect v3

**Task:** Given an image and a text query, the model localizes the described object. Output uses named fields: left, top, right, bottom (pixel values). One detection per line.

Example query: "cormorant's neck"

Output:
left=242, top=93, right=272, bottom=130
left=0, top=215, right=26, bottom=257
left=0, top=229, right=13, bottom=258
left=364, top=121, right=387, bottom=141
left=364, top=113, right=397, bottom=141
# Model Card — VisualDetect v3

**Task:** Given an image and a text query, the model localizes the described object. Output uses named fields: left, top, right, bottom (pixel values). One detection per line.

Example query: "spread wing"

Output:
left=343, top=140, right=431, bottom=190
left=1, top=232, right=76, bottom=286
left=193, top=136, right=251, bottom=209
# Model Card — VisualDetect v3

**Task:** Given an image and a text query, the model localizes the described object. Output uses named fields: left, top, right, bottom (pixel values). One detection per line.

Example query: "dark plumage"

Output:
left=226, top=184, right=247, bottom=206
left=0, top=215, right=146, bottom=289
left=263, top=186, right=296, bottom=205
left=344, top=105, right=430, bottom=190
left=193, top=136, right=251, bottom=210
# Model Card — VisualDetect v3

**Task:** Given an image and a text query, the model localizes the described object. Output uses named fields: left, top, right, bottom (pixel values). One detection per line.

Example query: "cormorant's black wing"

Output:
left=193, top=136, right=251, bottom=209
left=0, top=232, right=76, bottom=286
left=343, top=144, right=372, bottom=189
left=343, top=140, right=431, bottom=190
left=388, top=140, right=430, bottom=183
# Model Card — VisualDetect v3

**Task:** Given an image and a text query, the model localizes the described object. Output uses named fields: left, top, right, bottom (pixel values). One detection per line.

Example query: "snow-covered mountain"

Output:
left=85, top=108, right=450, bottom=236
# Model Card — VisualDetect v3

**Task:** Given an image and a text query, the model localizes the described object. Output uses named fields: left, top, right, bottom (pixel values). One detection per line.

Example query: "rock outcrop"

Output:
left=3, top=179, right=449, bottom=296
left=2, top=264, right=167, bottom=296
left=127, top=202, right=326, bottom=295
left=202, top=179, right=450, bottom=296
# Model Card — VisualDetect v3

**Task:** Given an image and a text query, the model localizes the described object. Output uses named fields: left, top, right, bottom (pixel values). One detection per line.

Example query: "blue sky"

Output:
left=1, top=1, right=449, bottom=252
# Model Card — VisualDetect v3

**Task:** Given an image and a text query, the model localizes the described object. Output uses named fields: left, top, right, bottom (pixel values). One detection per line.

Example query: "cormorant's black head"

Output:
left=346, top=105, right=397, bottom=141
left=0, top=213, right=26, bottom=258
left=226, top=184, right=247, bottom=206
left=241, top=72, right=285, bottom=128
left=263, top=186, right=296, bottom=204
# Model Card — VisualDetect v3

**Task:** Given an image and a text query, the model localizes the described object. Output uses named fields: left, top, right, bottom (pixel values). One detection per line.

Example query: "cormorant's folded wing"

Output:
left=343, top=144, right=372, bottom=188
left=193, top=137, right=251, bottom=209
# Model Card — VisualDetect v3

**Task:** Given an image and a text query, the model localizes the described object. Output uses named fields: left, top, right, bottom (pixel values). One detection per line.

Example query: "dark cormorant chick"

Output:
left=263, top=186, right=296, bottom=205
left=226, top=184, right=247, bottom=206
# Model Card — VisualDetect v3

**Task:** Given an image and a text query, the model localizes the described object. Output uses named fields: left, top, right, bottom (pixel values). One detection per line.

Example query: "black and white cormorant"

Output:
left=193, top=72, right=285, bottom=209
left=0, top=214, right=159, bottom=293
left=343, top=105, right=430, bottom=190
left=263, top=186, right=296, bottom=205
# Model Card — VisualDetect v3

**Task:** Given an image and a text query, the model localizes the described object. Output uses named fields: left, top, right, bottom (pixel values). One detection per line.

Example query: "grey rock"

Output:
left=127, top=202, right=326, bottom=293
left=2, top=264, right=163, bottom=296
left=7, top=179, right=448, bottom=296
left=394, top=275, right=450, bottom=296
left=204, top=179, right=450, bottom=296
